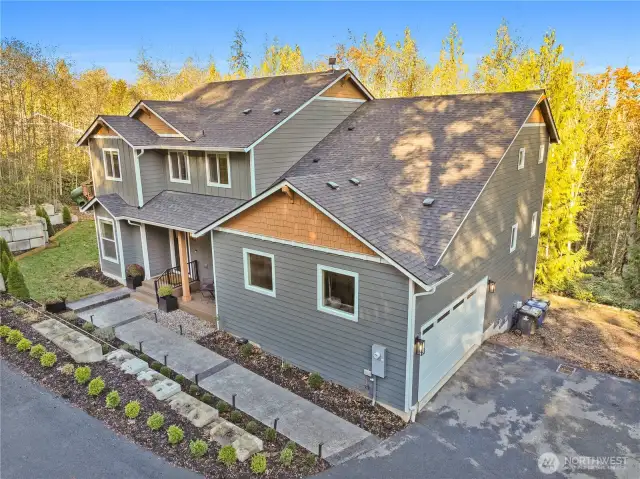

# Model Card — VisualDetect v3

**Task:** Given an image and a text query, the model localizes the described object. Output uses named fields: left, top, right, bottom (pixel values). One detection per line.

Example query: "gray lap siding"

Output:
left=146, top=225, right=172, bottom=276
left=94, top=204, right=122, bottom=279
left=89, top=138, right=139, bottom=205
left=213, top=231, right=409, bottom=410
left=120, top=222, right=144, bottom=270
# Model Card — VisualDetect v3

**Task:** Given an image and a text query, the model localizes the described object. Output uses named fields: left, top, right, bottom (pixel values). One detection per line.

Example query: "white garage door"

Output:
left=418, top=278, right=488, bottom=401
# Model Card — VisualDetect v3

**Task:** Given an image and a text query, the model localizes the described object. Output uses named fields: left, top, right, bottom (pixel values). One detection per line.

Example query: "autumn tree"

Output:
left=229, top=28, right=250, bottom=78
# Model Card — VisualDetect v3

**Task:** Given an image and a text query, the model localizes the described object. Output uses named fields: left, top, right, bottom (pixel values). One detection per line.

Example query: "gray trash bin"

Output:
left=514, top=305, right=543, bottom=335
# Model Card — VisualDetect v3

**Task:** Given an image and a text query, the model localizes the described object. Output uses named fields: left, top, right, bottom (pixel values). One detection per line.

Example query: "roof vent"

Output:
left=273, top=108, right=283, bottom=115
left=327, top=181, right=339, bottom=190
left=243, top=108, right=252, bottom=115
left=347, top=126, right=355, bottom=131
left=349, top=178, right=360, bottom=185
left=312, top=158, right=320, bottom=163
left=423, top=197, right=435, bottom=206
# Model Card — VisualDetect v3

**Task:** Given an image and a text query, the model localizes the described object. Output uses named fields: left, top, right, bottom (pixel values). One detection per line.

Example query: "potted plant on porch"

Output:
left=44, top=295, right=66, bottom=313
left=157, top=285, right=178, bottom=313
left=126, top=264, right=145, bottom=290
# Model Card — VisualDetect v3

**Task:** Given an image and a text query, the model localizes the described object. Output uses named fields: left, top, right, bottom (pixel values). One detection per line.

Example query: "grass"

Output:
left=564, top=274, right=640, bottom=311
left=0, top=208, right=28, bottom=227
left=17, top=220, right=110, bottom=302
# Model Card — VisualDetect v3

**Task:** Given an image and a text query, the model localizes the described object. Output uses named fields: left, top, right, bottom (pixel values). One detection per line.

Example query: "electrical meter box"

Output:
left=371, top=344, right=386, bottom=378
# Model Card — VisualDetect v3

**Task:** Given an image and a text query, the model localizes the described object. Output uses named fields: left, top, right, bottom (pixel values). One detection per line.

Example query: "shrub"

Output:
left=12, top=306, right=27, bottom=316
left=121, top=343, right=132, bottom=351
left=1, top=251, right=13, bottom=281
left=229, top=410, right=242, bottom=423
left=189, top=384, right=200, bottom=395
left=81, top=322, right=95, bottom=333
left=239, top=342, right=254, bottom=358
left=157, top=285, right=174, bottom=297
left=140, top=353, right=151, bottom=362
left=24, top=311, right=40, bottom=323
left=281, top=361, right=292, bottom=372
left=126, top=264, right=144, bottom=277
left=250, top=453, right=267, bottom=474
left=0, top=237, right=13, bottom=265
left=285, top=440, right=297, bottom=452
left=125, top=401, right=141, bottom=419
left=307, top=372, right=324, bottom=390
left=16, top=338, right=32, bottom=352
left=61, top=363, right=75, bottom=375
left=217, top=445, right=237, bottom=466
left=0, top=325, right=11, bottom=337
left=189, top=439, right=208, bottom=458
left=102, top=344, right=110, bottom=355
left=245, top=420, right=259, bottom=434
left=147, top=412, right=164, bottom=430
left=174, top=374, right=185, bottom=385
left=151, top=361, right=162, bottom=371
left=264, top=427, right=276, bottom=442
left=87, top=377, right=105, bottom=396
left=304, top=453, right=317, bottom=468
left=106, top=390, right=121, bottom=408
left=201, top=393, right=213, bottom=404
left=159, top=366, right=172, bottom=377
left=40, top=352, right=57, bottom=367
left=7, top=262, right=29, bottom=300
left=0, top=298, right=15, bottom=308
left=216, top=400, right=231, bottom=413
left=62, top=205, right=72, bottom=225
left=36, top=205, right=54, bottom=238
left=167, top=425, right=184, bottom=444
left=74, top=365, right=91, bottom=384
left=29, top=343, right=46, bottom=359
left=280, top=447, right=293, bottom=466
left=6, top=329, right=23, bottom=345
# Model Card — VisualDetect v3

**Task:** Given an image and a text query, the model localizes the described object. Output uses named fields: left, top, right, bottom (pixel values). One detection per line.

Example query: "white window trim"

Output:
left=102, top=148, right=122, bottom=181
left=168, top=151, right=191, bottom=184
left=538, top=144, right=545, bottom=164
left=242, top=248, right=276, bottom=297
left=518, top=148, right=526, bottom=170
left=205, top=152, right=232, bottom=188
left=531, top=212, right=538, bottom=238
left=317, top=264, right=359, bottom=322
left=97, top=216, right=118, bottom=263
left=510, top=223, right=518, bottom=253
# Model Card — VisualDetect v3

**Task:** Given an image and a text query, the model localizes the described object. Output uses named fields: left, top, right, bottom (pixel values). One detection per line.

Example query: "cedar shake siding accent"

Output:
left=414, top=124, right=549, bottom=334
left=89, top=137, right=139, bottom=205
left=146, top=224, right=172, bottom=276
left=94, top=204, right=122, bottom=278
left=253, top=99, right=362, bottom=193
left=134, top=107, right=179, bottom=135
left=320, top=77, right=368, bottom=100
left=213, top=231, right=409, bottom=410
left=223, top=190, right=376, bottom=256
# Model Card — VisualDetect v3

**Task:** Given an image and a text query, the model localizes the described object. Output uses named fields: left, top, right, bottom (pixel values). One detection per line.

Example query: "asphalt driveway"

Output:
left=0, top=360, right=201, bottom=479
left=319, top=343, right=640, bottom=478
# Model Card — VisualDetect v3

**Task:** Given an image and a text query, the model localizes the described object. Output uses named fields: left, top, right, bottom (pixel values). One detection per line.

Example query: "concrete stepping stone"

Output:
left=208, top=417, right=263, bottom=462
left=49, top=331, right=103, bottom=363
left=67, top=287, right=130, bottom=313
left=136, top=369, right=180, bottom=400
left=105, top=349, right=135, bottom=367
left=32, top=318, right=74, bottom=340
left=167, top=392, right=218, bottom=428
left=121, top=357, right=149, bottom=375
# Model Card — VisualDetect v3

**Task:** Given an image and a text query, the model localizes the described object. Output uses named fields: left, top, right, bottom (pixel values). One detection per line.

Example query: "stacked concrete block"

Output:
left=0, top=218, right=48, bottom=252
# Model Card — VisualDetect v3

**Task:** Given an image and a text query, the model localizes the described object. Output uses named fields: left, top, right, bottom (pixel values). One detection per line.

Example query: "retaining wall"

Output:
left=0, top=218, right=49, bottom=252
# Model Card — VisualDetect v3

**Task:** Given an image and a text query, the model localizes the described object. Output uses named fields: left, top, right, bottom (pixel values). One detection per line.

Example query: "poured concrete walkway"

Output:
left=86, top=296, right=378, bottom=464
left=67, top=287, right=130, bottom=313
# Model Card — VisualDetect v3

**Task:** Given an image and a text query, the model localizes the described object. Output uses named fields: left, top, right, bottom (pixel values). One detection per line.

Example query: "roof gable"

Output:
left=131, top=104, right=183, bottom=137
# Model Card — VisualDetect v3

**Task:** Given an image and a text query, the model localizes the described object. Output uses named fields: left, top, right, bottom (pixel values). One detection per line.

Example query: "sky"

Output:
left=2, top=1, right=639, bottom=82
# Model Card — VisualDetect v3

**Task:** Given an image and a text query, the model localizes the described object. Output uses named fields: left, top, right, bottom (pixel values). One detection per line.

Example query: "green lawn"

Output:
left=17, top=220, right=111, bottom=302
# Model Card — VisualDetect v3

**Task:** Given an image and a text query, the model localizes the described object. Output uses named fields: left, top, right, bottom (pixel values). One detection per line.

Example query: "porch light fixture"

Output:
left=414, top=336, right=425, bottom=356
left=488, top=279, right=496, bottom=293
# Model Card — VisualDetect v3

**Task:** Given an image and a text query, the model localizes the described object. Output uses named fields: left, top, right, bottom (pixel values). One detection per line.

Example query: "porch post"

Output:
left=177, top=231, right=192, bottom=302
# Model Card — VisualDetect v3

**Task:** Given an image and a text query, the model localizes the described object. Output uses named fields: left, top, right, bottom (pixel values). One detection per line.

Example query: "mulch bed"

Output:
left=51, top=223, right=67, bottom=236
left=197, top=331, right=407, bottom=439
left=74, top=265, right=121, bottom=287
left=0, top=295, right=328, bottom=478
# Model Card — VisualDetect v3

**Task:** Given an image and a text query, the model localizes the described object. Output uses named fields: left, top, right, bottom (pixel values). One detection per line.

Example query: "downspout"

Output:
left=134, top=148, right=145, bottom=207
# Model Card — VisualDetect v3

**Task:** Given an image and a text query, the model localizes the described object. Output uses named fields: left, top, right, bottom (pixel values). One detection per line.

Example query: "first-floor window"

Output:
left=169, top=151, right=190, bottom=183
left=317, top=265, right=359, bottom=321
left=98, top=217, right=118, bottom=263
left=206, top=152, right=231, bottom=187
left=510, top=223, right=518, bottom=253
left=243, top=248, right=275, bottom=297
left=531, top=211, right=538, bottom=237
left=102, top=148, right=121, bottom=180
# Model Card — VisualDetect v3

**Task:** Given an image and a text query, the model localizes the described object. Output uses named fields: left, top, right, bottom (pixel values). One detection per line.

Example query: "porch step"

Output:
left=131, top=291, right=158, bottom=307
left=178, top=296, right=217, bottom=324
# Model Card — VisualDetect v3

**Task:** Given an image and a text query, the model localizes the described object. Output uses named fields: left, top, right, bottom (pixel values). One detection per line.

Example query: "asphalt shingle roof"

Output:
left=282, top=90, right=545, bottom=285
left=99, top=115, right=159, bottom=147
left=96, top=191, right=244, bottom=232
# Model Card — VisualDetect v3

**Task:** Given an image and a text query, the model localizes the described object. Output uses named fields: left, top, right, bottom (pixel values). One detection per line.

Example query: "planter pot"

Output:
left=158, top=295, right=178, bottom=313
left=126, top=275, right=143, bottom=290
left=45, top=299, right=66, bottom=314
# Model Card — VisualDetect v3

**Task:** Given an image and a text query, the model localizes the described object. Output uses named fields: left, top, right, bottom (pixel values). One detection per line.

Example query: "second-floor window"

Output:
left=102, top=148, right=121, bottom=181
left=518, top=148, right=526, bottom=170
left=206, top=152, right=231, bottom=187
left=169, top=151, right=190, bottom=183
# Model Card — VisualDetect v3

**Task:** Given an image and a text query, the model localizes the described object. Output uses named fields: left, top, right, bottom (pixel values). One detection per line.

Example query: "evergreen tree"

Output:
left=36, top=205, right=55, bottom=238
left=0, top=237, right=12, bottom=263
left=7, top=261, right=29, bottom=300
left=1, top=251, right=12, bottom=280
left=229, top=29, right=250, bottom=78
left=62, top=205, right=72, bottom=225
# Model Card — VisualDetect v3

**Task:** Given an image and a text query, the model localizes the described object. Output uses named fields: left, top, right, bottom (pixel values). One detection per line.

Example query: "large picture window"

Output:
left=206, top=152, right=231, bottom=187
left=243, top=248, right=275, bottom=297
left=98, top=217, right=118, bottom=263
left=317, top=265, right=359, bottom=321
left=102, top=148, right=121, bottom=181
left=168, top=151, right=190, bottom=183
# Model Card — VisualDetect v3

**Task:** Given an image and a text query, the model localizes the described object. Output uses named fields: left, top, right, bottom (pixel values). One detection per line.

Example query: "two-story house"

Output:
left=77, top=69, right=558, bottom=417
